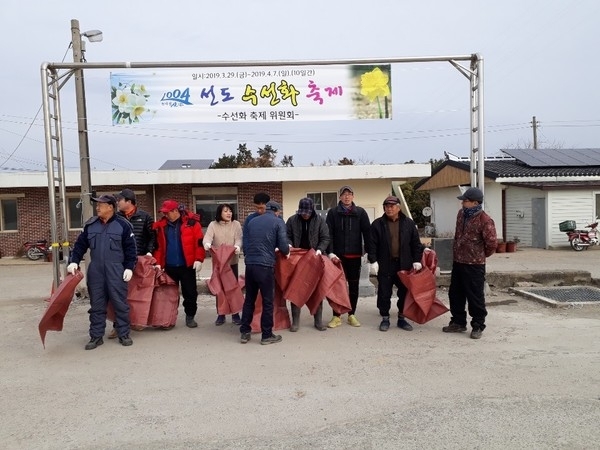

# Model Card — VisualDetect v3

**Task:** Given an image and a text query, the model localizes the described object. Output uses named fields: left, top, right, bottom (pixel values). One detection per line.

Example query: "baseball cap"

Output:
left=297, top=198, right=314, bottom=215
left=339, top=185, right=354, bottom=196
left=115, top=188, right=136, bottom=202
left=91, top=194, right=117, bottom=207
left=266, top=201, right=282, bottom=212
left=159, top=199, right=179, bottom=213
left=457, top=187, right=484, bottom=203
left=383, top=195, right=401, bottom=205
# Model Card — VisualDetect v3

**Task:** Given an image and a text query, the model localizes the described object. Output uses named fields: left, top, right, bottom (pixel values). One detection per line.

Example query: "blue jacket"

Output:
left=70, top=214, right=138, bottom=271
left=243, top=210, right=289, bottom=267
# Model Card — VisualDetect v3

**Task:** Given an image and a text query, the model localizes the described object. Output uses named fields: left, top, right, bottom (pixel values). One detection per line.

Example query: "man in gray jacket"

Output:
left=286, top=197, right=330, bottom=331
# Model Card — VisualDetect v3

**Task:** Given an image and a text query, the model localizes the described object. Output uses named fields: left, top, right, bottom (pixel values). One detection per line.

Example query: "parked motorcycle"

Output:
left=563, top=221, right=599, bottom=251
left=23, top=239, right=50, bottom=261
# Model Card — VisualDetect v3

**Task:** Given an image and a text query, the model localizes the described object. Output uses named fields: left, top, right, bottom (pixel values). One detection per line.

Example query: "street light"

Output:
left=71, top=19, right=102, bottom=223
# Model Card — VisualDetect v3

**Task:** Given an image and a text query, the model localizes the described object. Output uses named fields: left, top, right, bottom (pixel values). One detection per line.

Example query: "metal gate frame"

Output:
left=41, top=54, right=484, bottom=286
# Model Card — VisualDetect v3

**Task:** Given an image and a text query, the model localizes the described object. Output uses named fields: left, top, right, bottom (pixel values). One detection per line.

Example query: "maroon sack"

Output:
left=147, top=270, right=180, bottom=328
left=39, top=271, right=84, bottom=348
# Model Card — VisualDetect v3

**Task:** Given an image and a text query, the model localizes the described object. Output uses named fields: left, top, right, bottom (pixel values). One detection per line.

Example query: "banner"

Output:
left=110, top=64, right=391, bottom=125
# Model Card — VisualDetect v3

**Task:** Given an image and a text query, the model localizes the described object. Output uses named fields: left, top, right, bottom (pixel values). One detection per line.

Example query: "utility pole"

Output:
left=531, top=115, right=538, bottom=150
left=71, top=19, right=94, bottom=223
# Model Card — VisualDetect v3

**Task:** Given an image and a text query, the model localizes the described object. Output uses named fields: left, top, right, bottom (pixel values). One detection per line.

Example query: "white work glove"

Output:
left=67, top=263, right=78, bottom=275
left=234, top=245, right=240, bottom=255
left=123, top=269, right=133, bottom=282
left=424, top=247, right=433, bottom=253
left=154, top=264, right=161, bottom=271
left=369, top=262, right=379, bottom=276
left=203, top=243, right=211, bottom=251
left=146, top=252, right=153, bottom=257
left=328, top=253, right=339, bottom=261
left=315, top=249, right=322, bottom=256
left=193, top=261, right=202, bottom=271
left=413, top=262, right=423, bottom=271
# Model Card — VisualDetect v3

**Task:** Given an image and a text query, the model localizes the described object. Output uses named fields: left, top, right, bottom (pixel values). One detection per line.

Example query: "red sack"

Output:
left=147, top=270, right=180, bottom=328
left=38, top=271, right=84, bottom=348
left=398, top=250, right=449, bottom=324
left=282, top=248, right=323, bottom=308
left=322, top=257, right=352, bottom=316
left=274, top=248, right=305, bottom=292
left=208, top=245, right=244, bottom=315
left=107, top=255, right=156, bottom=327
left=249, top=285, right=291, bottom=333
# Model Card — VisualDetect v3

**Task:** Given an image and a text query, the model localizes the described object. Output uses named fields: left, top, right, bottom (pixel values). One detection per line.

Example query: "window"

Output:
left=307, top=191, right=337, bottom=217
left=0, top=199, right=17, bottom=231
left=192, top=187, right=238, bottom=230
left=67, top=197, right=84, bottom=229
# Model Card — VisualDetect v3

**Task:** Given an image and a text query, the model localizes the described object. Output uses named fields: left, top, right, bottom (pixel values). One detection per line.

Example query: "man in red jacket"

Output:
left=153, top=200, right=205, bottom=328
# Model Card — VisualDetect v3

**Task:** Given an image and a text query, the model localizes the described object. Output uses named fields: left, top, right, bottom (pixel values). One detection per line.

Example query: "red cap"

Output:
left=159, top=199, right=179, bottom=213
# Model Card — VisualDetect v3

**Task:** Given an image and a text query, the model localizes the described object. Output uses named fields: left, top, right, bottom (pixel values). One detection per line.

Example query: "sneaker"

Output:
left=470, top=328, right=483, bottom=339
left=328, top=316, right=342, bottom=328
left=347, top=314, right=361, bottom=327
left=442, top=322, right=467, bottom=333
left=131, top=325, right=145, bottom=331
left=215, top=315, right=226, bottom=326
left=379, top=317, right=390, bottom=332
left=186, top=315, right=198, bottom=328
left=232, top=314, right=242, bottom=325
left=260, top=334, right=283, bottom=345
left=240, top=332, right=251, bottom=344
left=107, top=328, right=118, bottom=339
left=397, top=318, right=413, bottom=331
left=85, top=337, right=103, bottom=350
left=119, top=335, right=133, bottom=346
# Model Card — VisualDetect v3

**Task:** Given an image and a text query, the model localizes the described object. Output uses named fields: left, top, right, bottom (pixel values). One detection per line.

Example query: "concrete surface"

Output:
left=1, top=248, right=599, bottom=449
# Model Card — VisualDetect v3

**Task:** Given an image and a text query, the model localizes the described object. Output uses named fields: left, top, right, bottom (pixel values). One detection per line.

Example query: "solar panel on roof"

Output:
left=501, top=149, right=600, bottom=167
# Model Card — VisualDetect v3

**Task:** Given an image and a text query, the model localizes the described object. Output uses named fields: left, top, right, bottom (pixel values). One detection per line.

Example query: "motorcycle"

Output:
left=23, top=239, right=50, bottom=261
left=565, top=221, right=599, bottom=251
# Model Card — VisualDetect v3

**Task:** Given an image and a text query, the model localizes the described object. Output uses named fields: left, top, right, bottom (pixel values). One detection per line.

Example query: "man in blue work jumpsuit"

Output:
left=68, top=195, right=138, bottom=350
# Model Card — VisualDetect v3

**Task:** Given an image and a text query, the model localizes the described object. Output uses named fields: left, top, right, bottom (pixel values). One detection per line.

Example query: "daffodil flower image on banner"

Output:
left=359, top=66, right=391, bottom=119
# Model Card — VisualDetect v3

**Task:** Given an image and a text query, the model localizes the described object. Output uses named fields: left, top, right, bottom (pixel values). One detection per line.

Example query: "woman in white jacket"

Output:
left=203, top=204, right=243, bottom=325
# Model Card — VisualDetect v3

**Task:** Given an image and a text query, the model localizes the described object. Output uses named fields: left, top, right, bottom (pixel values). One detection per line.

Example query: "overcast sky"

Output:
left=1, top=0, right=598, bottom=172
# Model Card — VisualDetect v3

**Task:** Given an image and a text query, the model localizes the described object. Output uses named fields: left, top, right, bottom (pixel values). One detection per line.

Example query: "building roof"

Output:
left=158, top=159, right=213, bottom=170
left=415, top=148, right=600, bottom=191
left=0, top=164, right=431, bottom=188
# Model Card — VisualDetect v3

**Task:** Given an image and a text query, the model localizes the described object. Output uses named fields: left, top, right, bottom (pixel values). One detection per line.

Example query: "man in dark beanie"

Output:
left=285, top=197, right=330, bottom=331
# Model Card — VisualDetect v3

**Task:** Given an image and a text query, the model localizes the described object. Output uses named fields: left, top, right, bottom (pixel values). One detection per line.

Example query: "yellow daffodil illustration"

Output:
left=360, top=67, right=391, bottom=119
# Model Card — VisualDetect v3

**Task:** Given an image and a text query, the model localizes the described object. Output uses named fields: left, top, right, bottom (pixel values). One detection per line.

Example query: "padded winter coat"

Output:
left=153, top=211, right=205, bottom=268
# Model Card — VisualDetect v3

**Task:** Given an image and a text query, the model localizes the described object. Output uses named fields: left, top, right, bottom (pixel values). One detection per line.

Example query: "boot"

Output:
left=313, top=303, right=326, bottom=331
left=290, top=304, right=301, bottom=332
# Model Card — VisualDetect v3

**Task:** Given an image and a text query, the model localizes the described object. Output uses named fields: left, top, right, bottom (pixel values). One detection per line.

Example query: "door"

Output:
left=531, top=198, right=546, bottom=248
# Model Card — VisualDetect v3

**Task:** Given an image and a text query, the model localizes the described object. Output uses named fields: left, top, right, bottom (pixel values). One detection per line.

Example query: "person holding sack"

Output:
left=368, top=195, right=423, bottom=332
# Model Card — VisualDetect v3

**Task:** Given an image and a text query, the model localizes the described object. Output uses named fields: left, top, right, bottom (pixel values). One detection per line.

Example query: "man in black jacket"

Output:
left=368, top=195, right=424, bottom=332
left=286, top=197, right=330, bottom=331
left=115, top=189, right=155, bottom=256
left=106, top=188, right=156, bottom=338
left=325, top=185, right=371, bottom=328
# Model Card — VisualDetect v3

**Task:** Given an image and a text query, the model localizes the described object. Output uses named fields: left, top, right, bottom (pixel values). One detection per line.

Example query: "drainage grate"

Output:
left=511, top=286, right=600, bottom=307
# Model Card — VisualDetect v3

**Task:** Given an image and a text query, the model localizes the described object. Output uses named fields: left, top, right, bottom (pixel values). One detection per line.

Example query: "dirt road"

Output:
left=1, top=262, right=599, bottom=449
